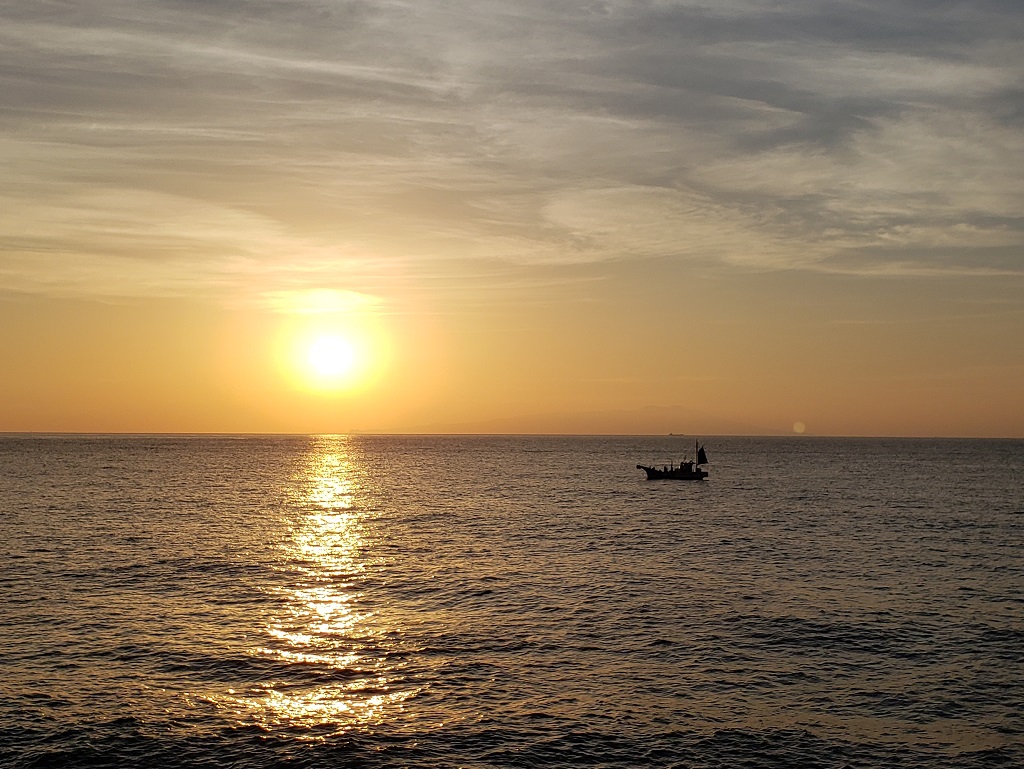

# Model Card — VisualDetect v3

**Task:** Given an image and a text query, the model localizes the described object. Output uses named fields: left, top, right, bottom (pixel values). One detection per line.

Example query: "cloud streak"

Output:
left=2, top=0, right=1022, bottom=300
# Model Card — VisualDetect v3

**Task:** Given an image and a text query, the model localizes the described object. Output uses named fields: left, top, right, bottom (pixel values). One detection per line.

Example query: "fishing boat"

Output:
left=637, top=442, right=708, bottom=480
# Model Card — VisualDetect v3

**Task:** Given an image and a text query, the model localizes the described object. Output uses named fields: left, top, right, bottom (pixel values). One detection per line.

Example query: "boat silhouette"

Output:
left=637, top=441, right=708, bottom=480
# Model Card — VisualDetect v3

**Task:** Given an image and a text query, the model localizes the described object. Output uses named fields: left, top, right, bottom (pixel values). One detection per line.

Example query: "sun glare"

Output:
left=268, top=289, right=393, bottom=397
left=299, top=332, right=363, bottom=391
left=276, top=324, right=384, bottom=395
left=308, top=335, right=356, bottom=380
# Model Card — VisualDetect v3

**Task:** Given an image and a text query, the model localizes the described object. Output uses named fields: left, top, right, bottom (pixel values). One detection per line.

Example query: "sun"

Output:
left=302, top=333, right=361, bottom=390
left=276, top=321, right=385, bottom=395
left=268, top=289, right=393, bottom=397
left=307, top=334, right=356, bottom=380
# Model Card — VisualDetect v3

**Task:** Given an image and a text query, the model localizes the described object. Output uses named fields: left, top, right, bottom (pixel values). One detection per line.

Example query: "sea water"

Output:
left=1, top=435, right=1022, bottom=768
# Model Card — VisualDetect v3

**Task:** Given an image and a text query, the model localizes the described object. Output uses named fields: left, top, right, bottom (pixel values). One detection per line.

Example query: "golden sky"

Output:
left=2, top=1, right=1022, bottom=436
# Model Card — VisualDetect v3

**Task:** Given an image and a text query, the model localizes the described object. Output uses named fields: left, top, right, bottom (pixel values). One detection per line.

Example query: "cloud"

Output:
left=1, top=0, right=1022, bottom=300
left=261, top=288, right=383, bottom=315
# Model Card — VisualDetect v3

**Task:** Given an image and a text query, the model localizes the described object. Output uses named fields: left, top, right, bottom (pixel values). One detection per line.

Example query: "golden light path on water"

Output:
left=202, top=436, right=416, bottom=739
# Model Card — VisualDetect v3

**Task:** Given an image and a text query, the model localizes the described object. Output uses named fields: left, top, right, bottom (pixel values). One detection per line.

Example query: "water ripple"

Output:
left=2, top=435, right=1023, bottom=767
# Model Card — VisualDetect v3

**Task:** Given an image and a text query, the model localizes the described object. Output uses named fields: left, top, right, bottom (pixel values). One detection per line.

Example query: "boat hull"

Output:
left=636, top=464, right=708, bottom=481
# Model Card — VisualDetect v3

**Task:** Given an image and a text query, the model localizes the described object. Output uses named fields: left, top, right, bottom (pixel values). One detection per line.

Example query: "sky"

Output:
left=2, top=0, right=1023, bottom=436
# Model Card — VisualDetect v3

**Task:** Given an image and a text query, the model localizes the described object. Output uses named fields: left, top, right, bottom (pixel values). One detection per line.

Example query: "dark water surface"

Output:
left=2, top=435, right=1022, bottom=768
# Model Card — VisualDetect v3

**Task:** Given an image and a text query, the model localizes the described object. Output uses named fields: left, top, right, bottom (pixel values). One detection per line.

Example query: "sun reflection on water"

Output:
left=199, top=436, right=415, bottom=738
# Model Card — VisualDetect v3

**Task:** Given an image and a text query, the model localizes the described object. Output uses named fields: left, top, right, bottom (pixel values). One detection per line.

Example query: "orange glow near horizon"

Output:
left=0, top=280, right=1022, bottom=437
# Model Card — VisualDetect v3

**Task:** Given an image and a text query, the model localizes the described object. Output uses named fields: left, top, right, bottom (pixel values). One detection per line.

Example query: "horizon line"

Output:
left=2, top=431, right=1021, bottom=440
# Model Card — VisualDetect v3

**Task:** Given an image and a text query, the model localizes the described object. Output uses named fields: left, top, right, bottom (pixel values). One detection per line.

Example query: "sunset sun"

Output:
left=307, top=334, right=356, bottom=381
left=260, top=288, right=395, bottom=396
left=298, top=332, right=365, bottom=391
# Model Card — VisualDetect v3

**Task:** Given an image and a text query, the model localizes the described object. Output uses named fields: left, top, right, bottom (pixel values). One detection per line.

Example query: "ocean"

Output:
left=1, top=435, right=1022, bottom=768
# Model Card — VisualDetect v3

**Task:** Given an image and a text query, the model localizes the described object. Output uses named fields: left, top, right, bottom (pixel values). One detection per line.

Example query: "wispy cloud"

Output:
left=2, top=0, right=1022, bottom=299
